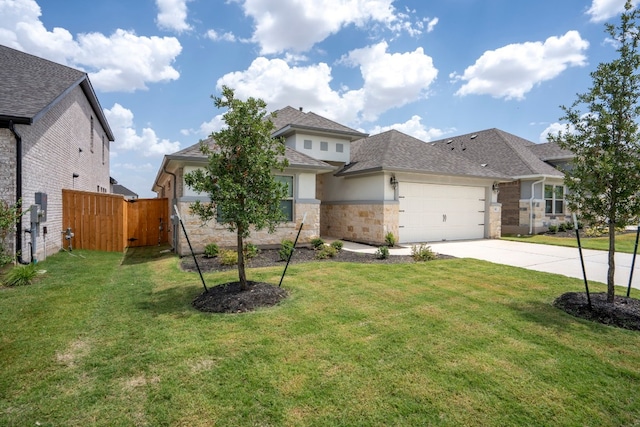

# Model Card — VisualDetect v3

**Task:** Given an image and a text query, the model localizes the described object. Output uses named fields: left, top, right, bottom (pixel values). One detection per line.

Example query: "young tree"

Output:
left=550, top=0, right=640, bottom=303
left=184, top=86, right=289, bottom=290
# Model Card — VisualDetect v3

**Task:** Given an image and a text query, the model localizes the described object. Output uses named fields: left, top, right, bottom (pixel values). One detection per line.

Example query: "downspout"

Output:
left=529, top=177, right=546, bottom=235
left=8, top=121, right=29, bottom=264
left=163, top=166, right=178, bottom=252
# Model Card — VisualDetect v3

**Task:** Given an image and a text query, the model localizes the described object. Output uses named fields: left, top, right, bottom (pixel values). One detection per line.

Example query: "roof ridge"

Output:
left=492, top=129, right=549, bottom=174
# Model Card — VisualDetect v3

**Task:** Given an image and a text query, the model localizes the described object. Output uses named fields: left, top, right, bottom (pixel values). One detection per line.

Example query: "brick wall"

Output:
left=0, top=129, right=17, bottom=256
left=497, top=180, right=520, bottom=226
left=11, top=86, right=111, bottom=261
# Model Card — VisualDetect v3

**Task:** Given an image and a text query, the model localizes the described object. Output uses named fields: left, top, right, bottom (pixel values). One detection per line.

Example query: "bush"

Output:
left=548, top=225, right=558, bottom=233
left=330, top=240, right=343, bottom=251
left=218, top=249, right=238, bottom=266
left=315, top=245, right=337, bottom=259
left=204, top=243, right=219, bottom=258
left=243, top=242, right=259, bottom=259
left=3, top=263, right=38, bottom=287
left=384, top=232, right=396, bottom=247
left=279, top=239, right=294, bottom=261
left=376, top=246, right=390, bottom=259
left=411, top=244, right=436, bottom=262
left=558, top=222, right=567, bottom=232
left=310, top=237, right=325, bottom=250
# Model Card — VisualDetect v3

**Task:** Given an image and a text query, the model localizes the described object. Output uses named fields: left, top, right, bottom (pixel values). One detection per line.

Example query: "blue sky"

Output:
left=0, top=0, right=633, bottom=197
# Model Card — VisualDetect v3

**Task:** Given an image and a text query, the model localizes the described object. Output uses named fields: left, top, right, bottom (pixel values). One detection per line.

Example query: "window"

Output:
left=336, top=143, right=344, bottom=153
left=545, top=184, right=565, bottom=214
left=90, top=116, right=94, bottom=153
left=320, top=141, right=328, bottom=151
left=275, top=175, right=294, bottom=221
left=304, top=139, right=312, bottom=149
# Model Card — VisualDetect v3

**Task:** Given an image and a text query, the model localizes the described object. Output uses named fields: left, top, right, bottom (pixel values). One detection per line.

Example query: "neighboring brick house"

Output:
left=0, top=45, right=114, bottom=262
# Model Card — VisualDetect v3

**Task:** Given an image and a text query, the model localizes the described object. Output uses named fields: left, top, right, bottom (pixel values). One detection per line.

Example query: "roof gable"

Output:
left=338, top=129, right=509, bottom=179
left=430, top=128, right=564, bottom=178
left=0, top=44, right=113, bottom=140
left=270, top=106, right=368, bottom=140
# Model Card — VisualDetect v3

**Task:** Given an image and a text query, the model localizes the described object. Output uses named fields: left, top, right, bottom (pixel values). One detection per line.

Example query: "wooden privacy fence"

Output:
left=62, top=189, right=168, bottom=252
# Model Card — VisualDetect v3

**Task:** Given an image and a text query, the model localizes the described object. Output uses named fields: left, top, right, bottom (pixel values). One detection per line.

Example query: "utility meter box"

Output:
left=35, top=192, right=47, bottom=222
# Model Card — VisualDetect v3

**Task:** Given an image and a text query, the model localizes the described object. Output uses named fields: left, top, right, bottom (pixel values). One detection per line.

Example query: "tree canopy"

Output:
left=550, top=0, right=640, bottom=302
left=185, top=86, right=289, bottom=290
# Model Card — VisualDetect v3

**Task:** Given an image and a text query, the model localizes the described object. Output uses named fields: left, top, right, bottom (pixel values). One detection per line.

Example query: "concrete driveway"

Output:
left=341, top=239, right=640, bottom=290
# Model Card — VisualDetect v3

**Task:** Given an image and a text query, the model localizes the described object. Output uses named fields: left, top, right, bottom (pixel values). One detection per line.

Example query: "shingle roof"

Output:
left=336, top=129, right=509, bottom=179
left=270, top=106, right=368, bottom=140
left=430, top=128, right=564, bottom=178
left=169, top=137, right=335, bottom=170
left=528, top=141, right=574, bottom=161
left=112, top=184, right=139, bottom=198
left=0, top=44, right=114, bottom=139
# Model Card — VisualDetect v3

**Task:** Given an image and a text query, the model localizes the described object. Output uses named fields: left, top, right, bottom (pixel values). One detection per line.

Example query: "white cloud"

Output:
left=198, top=114, right=226, bottom=136
left=586, top=0, right=636, bottom=22
left=341, top=41, right=438, bottom=121
left=540, top=122, right=578, bottom=142
left=426, top=17, right=439, bottom=33
left=0, top=0, right=182, bottom=92
left=238, top=0, right=424, bottom=54
left=369, top=115, right=451, bottom=142
left=206, top=29, right=237, bottom=42
left=104, top=103, right=181, bottom=157
left=452, top=31, right=589, bottom=100
left=217, top=57, right=365, bottom=124
left=156, top=0, right=191, bottom=32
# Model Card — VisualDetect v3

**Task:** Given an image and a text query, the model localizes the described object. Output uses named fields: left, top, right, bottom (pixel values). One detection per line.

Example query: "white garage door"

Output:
left=398, top=183, right=486, bottom=243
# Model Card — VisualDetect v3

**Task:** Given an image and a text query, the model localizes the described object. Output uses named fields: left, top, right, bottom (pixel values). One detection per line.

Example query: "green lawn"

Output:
left=1, top=246, right=640, bottom=426
left=503, top=231, right=640, bottom=253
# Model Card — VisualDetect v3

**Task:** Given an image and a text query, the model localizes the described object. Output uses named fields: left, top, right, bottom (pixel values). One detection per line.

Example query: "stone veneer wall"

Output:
left=320, top=202, right=399, bottom=246
left=0, top=129, right=17, bottom=255
left=488, top=203, right=502, bottom=238
left=175, top=201, right=321, bottom=256
left=518, top=200, right=546, bottom=234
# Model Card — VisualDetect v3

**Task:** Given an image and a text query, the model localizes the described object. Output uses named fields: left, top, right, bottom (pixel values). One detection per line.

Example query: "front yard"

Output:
left=1, top=246, right=640, bottom=426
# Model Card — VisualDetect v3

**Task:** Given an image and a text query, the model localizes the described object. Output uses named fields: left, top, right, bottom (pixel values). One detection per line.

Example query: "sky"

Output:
left=0, top=0, right=634, bottom=197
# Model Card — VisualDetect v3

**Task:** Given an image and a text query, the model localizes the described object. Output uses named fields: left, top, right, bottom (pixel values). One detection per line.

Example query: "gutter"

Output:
left=529, top=177, right=546, bottom=235
left=8, top=121, right=29, bottom=264
left=162, top=166, right=179, bottom=252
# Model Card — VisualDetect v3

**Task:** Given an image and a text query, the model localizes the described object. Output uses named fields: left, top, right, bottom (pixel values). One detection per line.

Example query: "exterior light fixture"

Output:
left=390, top=175, right=398, bottom=189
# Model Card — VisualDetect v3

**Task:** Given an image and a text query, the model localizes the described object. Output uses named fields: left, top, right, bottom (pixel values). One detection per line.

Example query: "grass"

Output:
left=1, top=245, right=640, bottom=426
left=503, top=231, right=640, bottom=253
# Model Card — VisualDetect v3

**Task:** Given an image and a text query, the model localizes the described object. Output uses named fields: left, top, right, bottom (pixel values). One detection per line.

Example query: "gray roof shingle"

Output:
left=170, top=137, right=335, bottom=170
left=0, top=44, right=114, bottom=139
left=336, top=129, right=509, bottom=179
left=270, top=106, right=368, bottom=140
left=528, top=141, right=574, bottom=161
left=430, top=128, right=564, bottom=178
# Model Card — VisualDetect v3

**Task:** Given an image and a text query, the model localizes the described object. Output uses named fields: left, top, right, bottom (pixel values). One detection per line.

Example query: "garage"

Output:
left=398, top=183, right=486, bottom=243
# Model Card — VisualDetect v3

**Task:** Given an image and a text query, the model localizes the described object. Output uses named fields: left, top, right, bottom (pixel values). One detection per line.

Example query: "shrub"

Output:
left=3, top=263, right=38, bottom=287
left=310, top=237, right=325, bottom=250
left=548, top=225, right=558, bottom=233
left=384, top=232, right=396, bottom=247
left=315, top=245, right=337, bottom=259
left=204, top=243, right=219, bottom=258
left=279, top=239, right=294, bottom=261
left=584, top=226, right=607, bottom=237
left=411, top=244, right=436, bottom=262
left=558, top=222, right=567, bottom=232
left=243, top=242, right=259, bottom=259
left=218, top=249, right=238, bottom=266
left=330, top=240, right=343, bottom=251
left=376, top=246, right=390, bottom=259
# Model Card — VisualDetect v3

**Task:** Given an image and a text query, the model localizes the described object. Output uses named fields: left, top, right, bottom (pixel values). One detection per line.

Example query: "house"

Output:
left=0, top=45, right=114, bottom=262
left=156, top=107, right=555, bottom=254
left=111, top=180, right=139, bottom=200
left=152, top=108, right=347, bottom=254
left=430, top=129, right=573, bottom=235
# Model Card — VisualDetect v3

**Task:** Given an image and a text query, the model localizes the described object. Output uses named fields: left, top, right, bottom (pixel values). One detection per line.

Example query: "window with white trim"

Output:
left=275, top=175, right=294, bottom=221
left=320, top=141, right=328, bottom=151
left=304, top=139, right=312, bottom=149
left=544, top=184, right=565, bottom=214
left=336, top=143, right=344, bottom=153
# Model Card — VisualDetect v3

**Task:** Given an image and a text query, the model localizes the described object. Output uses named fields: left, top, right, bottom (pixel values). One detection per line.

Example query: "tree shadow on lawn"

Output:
left=136, top=283, right=204, bottom=317
left=121, top=244, right=174, bottom=266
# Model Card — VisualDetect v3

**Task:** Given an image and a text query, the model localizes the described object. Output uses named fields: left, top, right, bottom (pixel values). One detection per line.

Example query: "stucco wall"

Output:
left=8, top=86, right=111, bottom=261
left=284, top=133, right=351, bottom=164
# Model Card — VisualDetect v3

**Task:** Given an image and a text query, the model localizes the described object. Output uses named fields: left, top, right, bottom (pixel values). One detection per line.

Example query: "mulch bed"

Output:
left=554, top=292, right=640, bottom=331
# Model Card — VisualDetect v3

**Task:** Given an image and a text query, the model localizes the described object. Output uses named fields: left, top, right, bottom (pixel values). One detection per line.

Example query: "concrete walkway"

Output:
left=339, top=239, right=640, bottom=290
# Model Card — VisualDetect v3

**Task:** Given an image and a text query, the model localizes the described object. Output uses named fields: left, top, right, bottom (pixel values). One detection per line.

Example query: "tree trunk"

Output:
left=237, top=230, right=247, bottom=291
left=607, top=220, right=616, bottom=303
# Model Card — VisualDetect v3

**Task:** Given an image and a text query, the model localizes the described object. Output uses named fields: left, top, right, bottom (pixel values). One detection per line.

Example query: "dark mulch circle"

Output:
left=192, top=281, right=288, bottom=314
left=554, top=292, right=640, bottom=331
